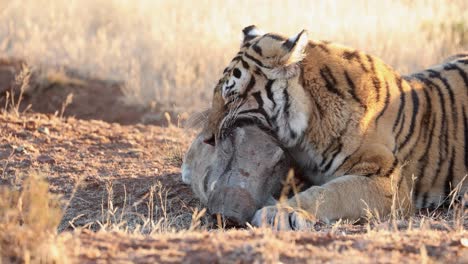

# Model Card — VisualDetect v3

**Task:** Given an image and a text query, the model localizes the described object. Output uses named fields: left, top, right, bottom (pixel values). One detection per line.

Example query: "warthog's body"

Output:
left=182, top=126, right=292, bottom=225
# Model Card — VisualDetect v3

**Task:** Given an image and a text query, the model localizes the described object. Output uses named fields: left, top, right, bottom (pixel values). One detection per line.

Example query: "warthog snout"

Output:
left=207, top=186, right=257, bottom=226
left=182, top=125, right=293, bottom=227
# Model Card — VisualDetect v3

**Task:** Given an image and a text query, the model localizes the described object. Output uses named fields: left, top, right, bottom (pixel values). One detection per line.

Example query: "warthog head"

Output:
left=181, top=125, right=292, bottom=225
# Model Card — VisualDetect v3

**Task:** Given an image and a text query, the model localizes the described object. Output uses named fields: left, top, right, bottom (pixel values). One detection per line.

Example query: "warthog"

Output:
left=182, top=125, right=293, bottom=225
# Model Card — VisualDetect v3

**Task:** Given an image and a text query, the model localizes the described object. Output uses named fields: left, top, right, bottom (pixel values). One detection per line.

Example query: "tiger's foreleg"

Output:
left=251, top=173, right=413, bottom=230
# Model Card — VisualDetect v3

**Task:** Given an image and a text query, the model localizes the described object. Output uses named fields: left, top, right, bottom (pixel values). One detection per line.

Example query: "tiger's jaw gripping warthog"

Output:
left=181, top=126, right=292, bottom=225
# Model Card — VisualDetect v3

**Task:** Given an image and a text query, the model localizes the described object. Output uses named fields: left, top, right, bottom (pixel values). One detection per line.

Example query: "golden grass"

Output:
left=0, top=172, right=67, bottom=263
left=0, top=1, right=467, bottom=262
left=0, top=0, right=467, bottom=113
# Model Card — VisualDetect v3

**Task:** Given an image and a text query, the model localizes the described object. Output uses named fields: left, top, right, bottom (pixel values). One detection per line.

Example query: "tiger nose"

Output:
left=207, top=187, right=257, bottom=226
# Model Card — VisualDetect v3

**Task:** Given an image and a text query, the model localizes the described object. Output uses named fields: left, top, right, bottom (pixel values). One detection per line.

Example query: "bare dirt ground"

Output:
left=0, top=60, right=467, bottom=263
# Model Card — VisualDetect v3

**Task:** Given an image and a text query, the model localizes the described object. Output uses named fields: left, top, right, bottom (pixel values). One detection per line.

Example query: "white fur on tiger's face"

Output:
left=187, top=25, right=467, bottom=230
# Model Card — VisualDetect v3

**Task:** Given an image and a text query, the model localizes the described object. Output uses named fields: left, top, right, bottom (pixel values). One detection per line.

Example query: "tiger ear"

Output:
left=242, top=25, right=264, bottom=43
left=280, top=30, right=308, bottom=65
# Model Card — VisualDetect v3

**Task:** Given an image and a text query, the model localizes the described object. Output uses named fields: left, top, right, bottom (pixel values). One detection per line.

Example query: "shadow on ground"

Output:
left=0, top=58, right=183, bottom=126
left=59, top=173, right=201, bottom=232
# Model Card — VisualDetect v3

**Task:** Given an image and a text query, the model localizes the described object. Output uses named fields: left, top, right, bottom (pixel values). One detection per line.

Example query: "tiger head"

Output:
left=182, top=25, right=344, bottom=225
left=207, top=25, right=312, bottom=149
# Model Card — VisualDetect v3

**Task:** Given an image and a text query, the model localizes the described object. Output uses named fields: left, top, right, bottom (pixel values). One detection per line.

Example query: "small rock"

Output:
left=0, top=150, right=13, bottom=160
left=127, top=148, right=144, bottom=156
left=462, top=238, right=468, bottom=248
left=38, top=126, right=50, bottom=135
left=37, top=154, right=55, bottom=164
left=19, top=159, right=32, bottom=168
left=62, top=141, right=73, bottom=147
left=124, top=139, right=137, bottom=147
left=15, top=130, right=32, bottom=138
left=15, top=146, right=26, bottom=154
left=24, top=144, right=38, bottom=153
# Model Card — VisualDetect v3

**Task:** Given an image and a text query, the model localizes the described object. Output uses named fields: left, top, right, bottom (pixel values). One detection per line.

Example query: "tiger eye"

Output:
left=233, top=68, right=242, bottom=78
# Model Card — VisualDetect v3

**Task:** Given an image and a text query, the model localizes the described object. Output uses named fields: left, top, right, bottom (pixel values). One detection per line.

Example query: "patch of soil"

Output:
left=0, top=113, right=201, bottom=232
left=64, top=228, right=467, bottom=263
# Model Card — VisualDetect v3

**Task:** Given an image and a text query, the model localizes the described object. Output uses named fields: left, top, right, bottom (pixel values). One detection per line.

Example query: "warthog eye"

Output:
left=203, top=134, right=215, bottom=146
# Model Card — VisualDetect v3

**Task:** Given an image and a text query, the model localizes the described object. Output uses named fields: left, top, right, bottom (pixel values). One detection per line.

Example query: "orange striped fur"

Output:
left=188, top=25, right=467, bottom=229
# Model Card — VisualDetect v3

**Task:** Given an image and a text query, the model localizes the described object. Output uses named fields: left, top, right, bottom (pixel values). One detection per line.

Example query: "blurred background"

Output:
left=0, top=0, right=467, bottom=116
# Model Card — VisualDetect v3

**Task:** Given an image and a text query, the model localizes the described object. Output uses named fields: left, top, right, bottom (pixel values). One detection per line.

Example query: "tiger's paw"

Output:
left=251, top=205, right=315, bottom=231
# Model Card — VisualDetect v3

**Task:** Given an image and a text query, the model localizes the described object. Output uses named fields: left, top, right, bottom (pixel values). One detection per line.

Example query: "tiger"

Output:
left=191, top=25, right=467, bottom=230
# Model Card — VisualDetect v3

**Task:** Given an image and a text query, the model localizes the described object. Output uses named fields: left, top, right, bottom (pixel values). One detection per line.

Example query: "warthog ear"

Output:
left=181, top=163, right=191, bottom=184
left=242, top=25, right=265, bottom=44
left=280, top=30, right=308, bottom=66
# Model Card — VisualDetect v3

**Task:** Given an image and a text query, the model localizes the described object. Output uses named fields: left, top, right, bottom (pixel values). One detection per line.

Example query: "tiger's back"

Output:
left=295, top=42, right=468, bottom=210
left=403, top=55, right=468, bottom=208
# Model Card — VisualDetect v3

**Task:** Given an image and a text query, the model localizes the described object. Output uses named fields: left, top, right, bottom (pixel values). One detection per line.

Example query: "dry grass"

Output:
left=0, top=0, right=467, bottom=113
left=1, top=173, right=466, bottom=263
left=0, top=172, right=68, bottom=263
left=0, top=0, right=467, bottom=262
left=0, top=128, right=465, bottom=262
left=2, top=63, right=30, bottom=116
